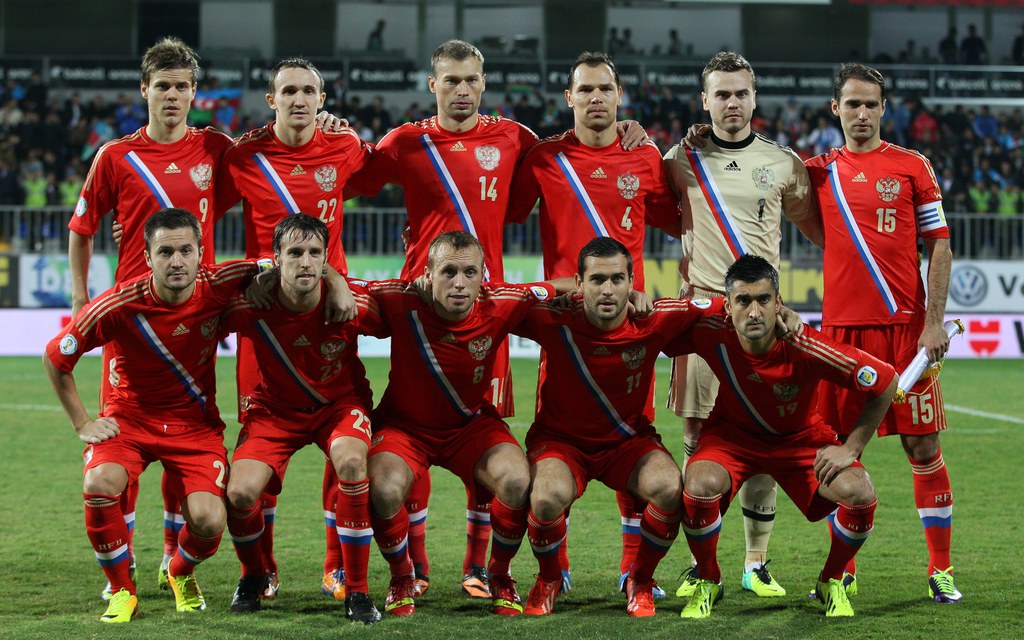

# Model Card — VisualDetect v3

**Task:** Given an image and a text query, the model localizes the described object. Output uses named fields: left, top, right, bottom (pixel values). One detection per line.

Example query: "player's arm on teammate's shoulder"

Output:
left=616, top=120, right=650, bottom=150
left=42, top=353, right=121, bottom=444
left=315, top=111, right=349, bottom=133
left=776, top=304, right=804, bottom=339
left=787, top=163, right=825, bottom=248
left=814, top=371, right=898, bottom=486
left=682, top=123, right=712, bottom=149
left=919, top=237, right=953, bottom=362
left=69, top=230, right=95, bottom=315
left=324, top=265, right=357, bottom=324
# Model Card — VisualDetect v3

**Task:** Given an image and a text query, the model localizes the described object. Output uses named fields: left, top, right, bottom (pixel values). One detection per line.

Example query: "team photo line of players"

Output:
left=51, top=33, right=959, bottom=625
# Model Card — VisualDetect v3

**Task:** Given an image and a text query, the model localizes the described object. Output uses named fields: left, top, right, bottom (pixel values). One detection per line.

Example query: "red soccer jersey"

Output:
left=664, top=318, right=896, bottom=437
left=219, top=123, right=371, bottom=274
left=70, top=126, right=233, bottom=283
left=507, top=131, right=679, bottom=290
left=220, top=281, right=379, bottom=411
left=347, top=115, right=538, bottom=279
left=516, top=296, right=722, bottom=452
left=366, top=280, right=554, bottom=430
left=805, top=142, right=948, bottom=327
left=45, top=261, right=258, bottom=424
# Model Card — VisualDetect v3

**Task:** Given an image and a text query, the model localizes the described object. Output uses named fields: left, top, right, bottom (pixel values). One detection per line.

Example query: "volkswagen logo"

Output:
left=948, top=265, right=987, bottom=307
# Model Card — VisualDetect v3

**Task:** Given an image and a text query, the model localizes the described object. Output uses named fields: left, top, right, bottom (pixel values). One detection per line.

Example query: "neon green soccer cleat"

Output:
left=99, top=588, right=138, bottom=623
left=741, top=561, right=786, bottom=597
left=168, top=572, right=207, bottom=612
left=928, top=567, right=963, bottom=604
left=816, top=578, right=855, bottom=617
left=675, top=562, right=700, bottom=598
left=679, top=579, right=723, bottom=620
left=157, top=559, right=171, bottom=591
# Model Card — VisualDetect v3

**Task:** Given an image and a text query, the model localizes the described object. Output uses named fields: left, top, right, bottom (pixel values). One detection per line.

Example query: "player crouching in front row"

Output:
left=44, top=208, right=267, bottom=622
left=671, top=255, right=898, bottom=619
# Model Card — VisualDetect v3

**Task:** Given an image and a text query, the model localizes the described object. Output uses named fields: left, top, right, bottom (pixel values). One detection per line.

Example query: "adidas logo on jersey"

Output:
left=724, top=161, right=740, bottom=172
left=440, top=333, right=458, bottom=344
left=165, top=163, right=181, bottom=174
left=747, top=372, right=763, bottom=383
left=593, top=346, right=611, bottom=355
left=293, top=335, right=311, bottom=347
left=852, top=172, right=867, bottom=182
left=172, top=323, right=189, bottom=336
left=591, top=167, right=607, bottom=179
left=291, top=165, right=306, bottom=176
left=450, top=141, right=467, bottom=152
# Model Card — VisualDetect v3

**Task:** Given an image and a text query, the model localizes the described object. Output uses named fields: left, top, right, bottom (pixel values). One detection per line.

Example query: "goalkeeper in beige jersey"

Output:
left=663, top=51, right=823, bottom=599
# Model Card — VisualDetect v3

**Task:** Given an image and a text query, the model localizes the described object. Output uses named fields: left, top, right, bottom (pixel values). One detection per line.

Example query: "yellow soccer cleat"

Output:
left=680, top=579, right=723, bottom=620
left=741, top=561, right=786, bottom=597
left=168, top=572, right=207, bottom=612
left=816, top=578, right=855, bottom=617
left=100, top=589, right=138, bottom=623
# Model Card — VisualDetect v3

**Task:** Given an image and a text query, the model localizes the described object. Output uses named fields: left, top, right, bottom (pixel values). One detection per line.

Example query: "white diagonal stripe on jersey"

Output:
left=409, top=310, right=475, bottom=418
left=255, top=319, right=329, bottom=406
left=132, top=313, right=206, bottom=409
left=559, top=325, right=635, bottom=437
left=420, top=134, right=479, bottom=238
left=253, top=152, right=300, bottom=214
left=826, top=162, right=898, bottom=316
left=715, top=344, right=778, bottom=435
left=555, top=152, right=611, bottom=237
left=687, top=148, right=749, bottom=259
left=125, top=151, right=174, bottom=208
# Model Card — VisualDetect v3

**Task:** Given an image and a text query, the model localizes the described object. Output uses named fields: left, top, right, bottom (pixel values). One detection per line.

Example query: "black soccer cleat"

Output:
left=229, top=574, right=264, bottom=613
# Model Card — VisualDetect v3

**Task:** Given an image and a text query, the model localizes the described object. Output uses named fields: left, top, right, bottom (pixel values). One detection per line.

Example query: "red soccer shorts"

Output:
left=83, top=412, right=228, bottom=498
left=819, top=323, right=947, bottom=438
left=688, top=423, right=863, bottom=522
left=232, top=400, right=372, bottom=495
left=368, top=411, right=519, bottom=495
left=526, top=431, right=670, bottom=499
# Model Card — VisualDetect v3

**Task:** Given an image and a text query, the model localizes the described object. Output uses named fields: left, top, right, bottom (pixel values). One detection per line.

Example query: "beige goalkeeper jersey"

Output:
left=664, top=132, right=813, bottom=293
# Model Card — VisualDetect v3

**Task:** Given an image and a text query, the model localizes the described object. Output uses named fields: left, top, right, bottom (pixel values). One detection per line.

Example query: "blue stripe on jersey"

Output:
left=715, top=344, right=778, bottom=435
left=253, top=152, right=300, bottom=214
left=687, top=148, right=748, bottom=259
left=409, top=310, right=476, bottom=418
left=125, top=151, right=174, bottom=208
left=132, top=314, right=206, bottom=410
left=554, top=152, right=611, bottom=237
left=558, top=325, right=635, bottom=437
left=419, top=134, right=478, bottom=238
left=254, top=319, right=329, bottom=406
left=826, top=161, right=898, bottom=316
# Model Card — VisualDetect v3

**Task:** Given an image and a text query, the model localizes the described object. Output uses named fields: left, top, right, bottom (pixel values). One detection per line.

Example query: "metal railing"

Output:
left=0, top=206, right=1019, bottom=261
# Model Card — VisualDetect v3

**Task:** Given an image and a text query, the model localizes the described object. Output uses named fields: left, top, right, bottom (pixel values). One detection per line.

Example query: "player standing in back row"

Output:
left=806, top=63, right=960, bottom=604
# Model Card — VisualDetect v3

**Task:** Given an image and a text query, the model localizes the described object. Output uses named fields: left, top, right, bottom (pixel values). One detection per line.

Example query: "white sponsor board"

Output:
left=931, top=260, right=1024, bottom=313
left=6, top=309, right=1020, bottom=359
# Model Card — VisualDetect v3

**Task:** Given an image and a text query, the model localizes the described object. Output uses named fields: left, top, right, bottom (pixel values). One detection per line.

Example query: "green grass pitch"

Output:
left=0, top=356, right=1020, bottom=639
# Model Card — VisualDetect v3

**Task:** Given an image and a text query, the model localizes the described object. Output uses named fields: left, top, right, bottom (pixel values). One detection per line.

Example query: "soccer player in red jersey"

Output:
left=218, top=57, right=368, bottom=597
left=219, top=214, right=381, bottom=623
left=805, top=63, right=960, bottom=603
left=364, top=232, right=559, bottom=618
left=668, top=255, right=898, bottom=619
left=44, top=209, right=261, bottom=623
left=507, top=52, right=680, bottom=595
left=68, top=37, right=233, bottom=601
left=512, top=238, right=712, bottom=618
